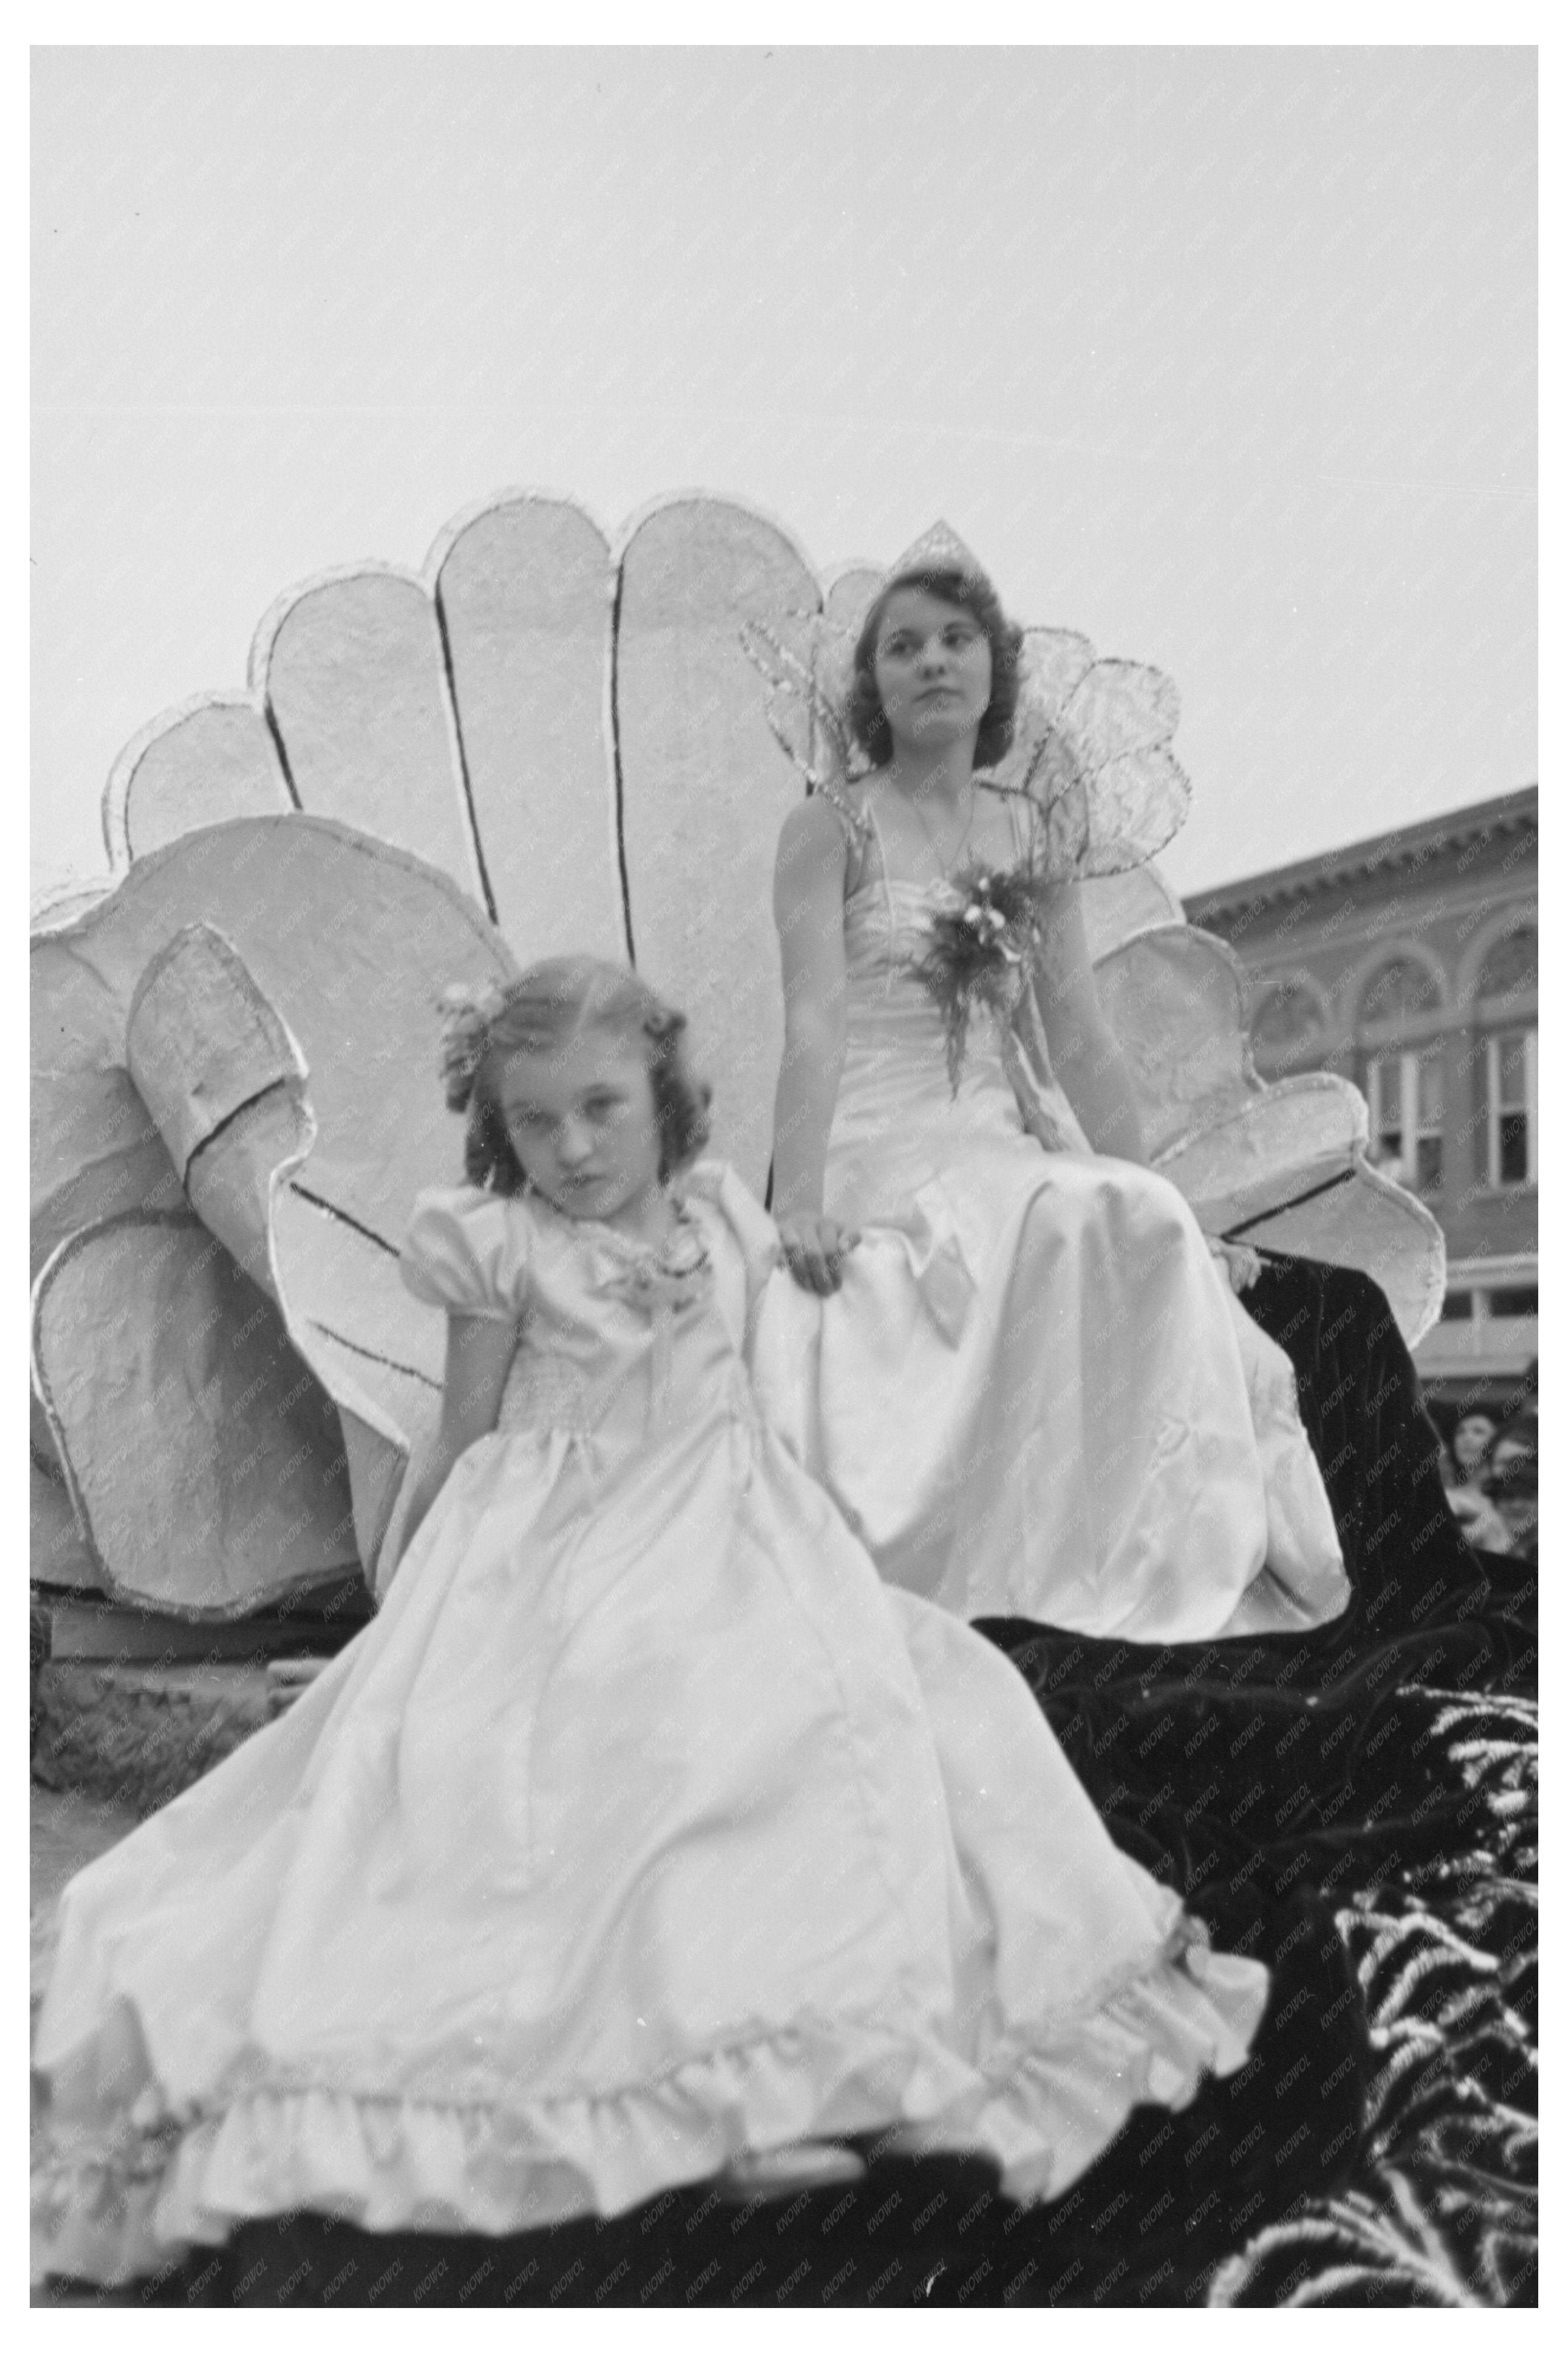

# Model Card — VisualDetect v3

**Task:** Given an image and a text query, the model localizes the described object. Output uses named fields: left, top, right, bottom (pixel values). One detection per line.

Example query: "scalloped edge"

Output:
left=422, top=482, right=614, bottom=590
left=1154, top=1070, right=1372, bottom=1173
left=425, top=481, right=626, bottom=961
left=100, top=688, right=292, bottom=882
left=99, top=807, right=520, bottom=957
left=247, top=560, right=488, bottom=913
left=820, top=557, right=884, bottom=590
left=607, top=484, right=826, bottom=591
left=246, top=556, right=426, bottom=698
left=1186, top=923, right=1264, bottom=1093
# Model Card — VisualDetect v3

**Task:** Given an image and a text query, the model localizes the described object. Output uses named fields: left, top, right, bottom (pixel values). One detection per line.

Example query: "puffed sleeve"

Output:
left=400, top=1186, right=530, bottom=1321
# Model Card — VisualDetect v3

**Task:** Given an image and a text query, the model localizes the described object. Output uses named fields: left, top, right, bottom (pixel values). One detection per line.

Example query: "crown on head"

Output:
left=882, top=520, right=990, bottom=587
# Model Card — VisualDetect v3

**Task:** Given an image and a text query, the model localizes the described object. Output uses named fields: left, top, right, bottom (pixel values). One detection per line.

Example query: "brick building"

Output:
left=1184, top=786, right=1538, bottom=1415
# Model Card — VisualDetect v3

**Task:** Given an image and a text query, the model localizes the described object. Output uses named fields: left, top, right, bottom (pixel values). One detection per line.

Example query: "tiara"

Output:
left=882, top=519, right=990, bottom=586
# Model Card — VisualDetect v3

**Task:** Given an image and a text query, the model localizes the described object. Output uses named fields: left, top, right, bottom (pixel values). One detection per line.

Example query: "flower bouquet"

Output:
left=914, top=853, right=1056, bottom=1093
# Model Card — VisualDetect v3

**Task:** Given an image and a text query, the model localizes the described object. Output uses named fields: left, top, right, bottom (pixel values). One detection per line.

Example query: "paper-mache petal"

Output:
left=1092, top=927, right=1257, bottom=1158
left=615, top=495, right=821, bottom=1184
left=253, top=567, right=481, bottom=902
left=32, top=1451, right=103, bottom=1595
left=431, top=489, right=623, bottom=961
left=30, top=816, right=517, bottom=1610
left=104, top=693, right=293, bottom=870
left=32, top=1212, right=357, bottom=1614
left=126, top=922, right=307, bottom=1184
left=1152, top=1080, right=1446, bottom=1348
left=1077, top=865, right=1188, bottom=964
left=822, top=564, right=881, bottom=631
left=1091, top=926, right=1445, bottom=1348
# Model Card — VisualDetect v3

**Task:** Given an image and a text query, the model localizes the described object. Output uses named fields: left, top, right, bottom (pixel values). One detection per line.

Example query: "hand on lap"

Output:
left=777, top=1212, right=860, bottom=1295
left=1209, top=1236, right=1264, bottom=1293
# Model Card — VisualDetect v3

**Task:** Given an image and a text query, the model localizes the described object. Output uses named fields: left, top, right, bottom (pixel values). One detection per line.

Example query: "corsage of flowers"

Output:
left=914, top=857, right=1056, bottom=1094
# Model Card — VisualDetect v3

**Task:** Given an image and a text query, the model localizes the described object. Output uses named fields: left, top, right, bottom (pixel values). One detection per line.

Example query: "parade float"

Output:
left=29, top=491, right=1533, bottom=2307
left=31, top=488, right=1443, bottom=1626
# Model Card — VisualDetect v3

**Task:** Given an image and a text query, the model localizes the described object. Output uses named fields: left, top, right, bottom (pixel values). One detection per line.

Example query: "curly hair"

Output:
left=455, top=958, right=711, bottom=1195
left=846, top=565, right=1026, bottom=771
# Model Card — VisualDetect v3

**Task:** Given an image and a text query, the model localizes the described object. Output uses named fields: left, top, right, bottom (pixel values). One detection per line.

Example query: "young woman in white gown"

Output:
left=32, top=958, right=1269, bottom=2289
left=763, top=528, right=1349, bottom=1643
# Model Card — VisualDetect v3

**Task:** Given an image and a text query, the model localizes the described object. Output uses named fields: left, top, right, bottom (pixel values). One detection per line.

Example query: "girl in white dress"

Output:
left=32, top=957, right=1268, bottom=2290
left=764, top=528, right=1349, bottom=1641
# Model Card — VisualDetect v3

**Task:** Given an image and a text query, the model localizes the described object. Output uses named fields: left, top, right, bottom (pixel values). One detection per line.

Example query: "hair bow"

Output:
left=436, top=980, right=507, bottom=1111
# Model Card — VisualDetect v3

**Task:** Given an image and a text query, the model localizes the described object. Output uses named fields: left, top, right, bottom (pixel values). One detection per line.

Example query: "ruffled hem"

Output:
left=970, top=1937, right=1265, bottom=2203
left=32, top=1939, right=1266, bottom=2287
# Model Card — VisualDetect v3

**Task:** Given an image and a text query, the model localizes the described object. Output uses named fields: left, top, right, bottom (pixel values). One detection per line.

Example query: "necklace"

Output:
left=907, top=781, right=977, bottom=879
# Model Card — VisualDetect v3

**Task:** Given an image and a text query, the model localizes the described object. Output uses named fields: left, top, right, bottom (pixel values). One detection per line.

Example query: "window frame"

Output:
left=1485, top=1026, right=1538, bottom=1190
left=1366, top=1045, right=1445, bottom=1194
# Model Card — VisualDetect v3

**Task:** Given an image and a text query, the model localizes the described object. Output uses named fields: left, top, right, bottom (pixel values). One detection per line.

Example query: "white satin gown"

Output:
left=32, top=1167, right=1270, bottom=2287
left=755, top=795, right=1349, bottom=1641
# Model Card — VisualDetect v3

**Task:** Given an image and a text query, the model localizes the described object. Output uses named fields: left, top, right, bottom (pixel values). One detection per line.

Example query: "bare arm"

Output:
left=770, top=798, right=860, bottom=1291
left=1032, top=879, right=1148, bottom=1164
left=396, top=1312, right=518, bottom=1556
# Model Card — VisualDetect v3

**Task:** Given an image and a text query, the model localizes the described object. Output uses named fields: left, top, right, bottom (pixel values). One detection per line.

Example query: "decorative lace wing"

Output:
left=988, top=630, right=1192, bottom=881
left=739, top=613, right=870, bottom=795
left=744, top=608, right=1190, bottom=873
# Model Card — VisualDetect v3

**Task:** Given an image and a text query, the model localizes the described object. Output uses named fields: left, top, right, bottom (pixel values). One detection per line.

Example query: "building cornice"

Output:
left=1183, top=786, right=1538, bottom=928
left=1223, top=874, right=1537, bottom=974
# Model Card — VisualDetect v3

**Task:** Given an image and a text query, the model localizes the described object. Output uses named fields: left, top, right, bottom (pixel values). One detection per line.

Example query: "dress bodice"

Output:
left=822, top=787, right=1089, bottom=1225
left=401, top=1164, right=778, bottom=1452
left=837, top=780, right=1032, bottom=989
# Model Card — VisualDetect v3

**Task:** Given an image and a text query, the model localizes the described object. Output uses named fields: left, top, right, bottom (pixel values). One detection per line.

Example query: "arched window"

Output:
left=1250, top=981, right=1326, bottom=1074
left=1358, top=955, right=1441, bottom=1028
left=1476, top=924, right=1537, bottom=1009
left=1357, top=954, right=1444, bottom=1194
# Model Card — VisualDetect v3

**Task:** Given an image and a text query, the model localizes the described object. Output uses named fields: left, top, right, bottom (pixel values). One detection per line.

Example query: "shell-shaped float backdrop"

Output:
left=30, top=490, right=1444, bottom=1620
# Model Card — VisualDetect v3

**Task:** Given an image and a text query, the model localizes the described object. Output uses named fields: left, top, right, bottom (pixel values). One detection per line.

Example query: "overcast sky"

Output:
left=32, top=44, right=1535, bottom=903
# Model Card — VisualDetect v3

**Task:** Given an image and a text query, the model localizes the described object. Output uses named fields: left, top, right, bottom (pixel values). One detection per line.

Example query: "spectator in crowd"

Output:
left=1493, top=1403, right=1537, bottom=1468
left=1483, top=1448, right=1538, bottom=1565
left=1451, top=1410, right=1500, bottom=1486
left=1474, top=1396, right=1538, bottom=1564
left=1444, top=1465, right=1512, bottom=1555
left=1439, top=1402, right=1514, bottom=1553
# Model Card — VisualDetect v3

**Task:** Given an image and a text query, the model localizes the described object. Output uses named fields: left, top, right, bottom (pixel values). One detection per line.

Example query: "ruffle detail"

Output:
left=971, top=1937, right=1267, bottom=2202
left=32, top=1937, right=1265, bottom=2289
